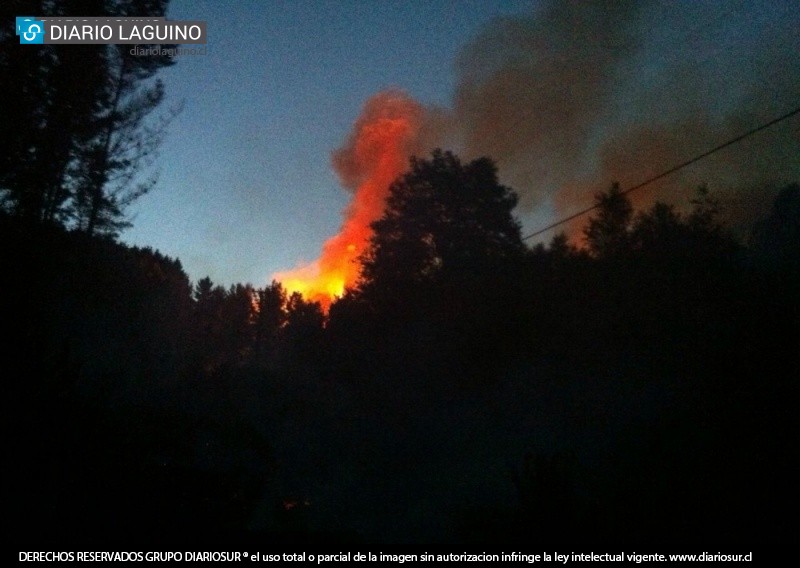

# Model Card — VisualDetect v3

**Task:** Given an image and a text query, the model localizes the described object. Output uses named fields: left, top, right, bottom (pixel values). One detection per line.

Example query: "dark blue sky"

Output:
left=122, top=0, right=799, bottom=289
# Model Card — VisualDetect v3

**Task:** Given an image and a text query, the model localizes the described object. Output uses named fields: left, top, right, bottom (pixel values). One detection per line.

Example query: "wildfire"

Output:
left=274, top=91, right=425, bottom=310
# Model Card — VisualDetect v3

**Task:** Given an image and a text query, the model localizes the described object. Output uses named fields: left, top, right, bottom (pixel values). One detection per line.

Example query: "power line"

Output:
left=521, top=105, right=800, bottom=241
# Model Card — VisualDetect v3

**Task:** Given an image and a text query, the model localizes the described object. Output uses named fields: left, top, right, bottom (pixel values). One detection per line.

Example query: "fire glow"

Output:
left=274, top=91, right=424, bottom=310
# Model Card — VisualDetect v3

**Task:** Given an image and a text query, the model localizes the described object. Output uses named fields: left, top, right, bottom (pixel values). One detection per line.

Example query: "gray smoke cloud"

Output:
left=432, top=0, right=800, bottom=239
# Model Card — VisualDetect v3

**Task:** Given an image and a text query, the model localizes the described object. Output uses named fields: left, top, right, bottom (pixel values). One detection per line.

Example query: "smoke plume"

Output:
left=450, top=0, right=799, bottom=238
left=276, top=1, right=799, bottom=304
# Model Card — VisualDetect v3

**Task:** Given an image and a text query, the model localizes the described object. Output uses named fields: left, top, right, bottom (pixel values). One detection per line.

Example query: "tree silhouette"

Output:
left=0, top=0, right=177, bottom=236
left=750, top=183, right=800, bottom=273
left=283, top=292, right=325, bottom=360
left=254, top=280, right=288, bottom=364
left=191, top=276, right=226, bottom=372
left=221, top=283, right=256, bottom=361
left=0, top=19, right=106, bottom=221
left=358, top=149, right=524, bottom=308
left=342, top=149, right=527, bottom=378
left=583, top=183, right=634, bottom=259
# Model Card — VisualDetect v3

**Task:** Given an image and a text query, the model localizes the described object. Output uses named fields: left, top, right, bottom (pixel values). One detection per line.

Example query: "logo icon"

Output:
left=16, top=17, right=45, bottom=44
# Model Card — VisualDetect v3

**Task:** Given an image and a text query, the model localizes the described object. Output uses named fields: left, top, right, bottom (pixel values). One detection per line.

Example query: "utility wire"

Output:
left=521, top=105, right=800, bottom=241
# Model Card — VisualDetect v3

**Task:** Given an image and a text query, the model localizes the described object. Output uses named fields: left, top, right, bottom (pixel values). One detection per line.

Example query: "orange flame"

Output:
left=274, top=91, right=425, bottom=310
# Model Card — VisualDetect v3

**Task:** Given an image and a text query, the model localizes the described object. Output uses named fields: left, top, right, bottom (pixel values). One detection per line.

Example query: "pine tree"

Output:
left=0, top=0, right=178, bottom=236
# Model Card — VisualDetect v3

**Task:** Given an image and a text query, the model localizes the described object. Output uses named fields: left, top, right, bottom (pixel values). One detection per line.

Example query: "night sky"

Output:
left=122, top=0, right=799, bottom=289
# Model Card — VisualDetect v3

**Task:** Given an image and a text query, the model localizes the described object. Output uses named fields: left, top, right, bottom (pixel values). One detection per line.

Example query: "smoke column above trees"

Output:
left=449, top=0, right=799, bottom=235
left=274, top=91, right=429, bottom=309
left=275, top=0, right=800, bottom=305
